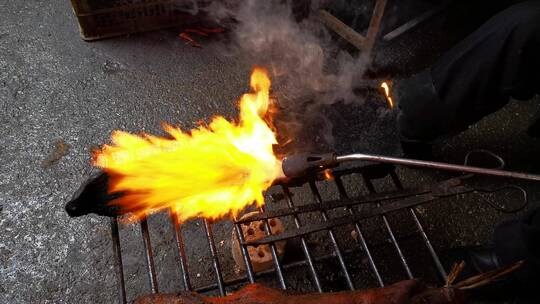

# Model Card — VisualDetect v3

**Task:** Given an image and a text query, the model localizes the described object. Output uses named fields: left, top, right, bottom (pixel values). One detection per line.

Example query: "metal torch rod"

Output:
left=335, top=153, right=540, bottom=182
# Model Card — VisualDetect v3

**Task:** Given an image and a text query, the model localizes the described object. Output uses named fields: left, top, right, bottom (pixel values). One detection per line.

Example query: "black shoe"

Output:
left=465, top=247, right=502, bottom=274
left=445, top=246, right=501, bottom=280
left=444, top=246, right=530, bottom=302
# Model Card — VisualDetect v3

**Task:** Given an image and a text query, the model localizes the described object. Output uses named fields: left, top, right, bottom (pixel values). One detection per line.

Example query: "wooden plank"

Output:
left=318, top=9, right=367, bottom=51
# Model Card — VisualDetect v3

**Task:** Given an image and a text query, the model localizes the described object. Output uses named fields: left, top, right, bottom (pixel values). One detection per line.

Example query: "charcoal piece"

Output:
left=65, top=171, right=124, bottom=217
left=231, top=211, right=286, bottom=272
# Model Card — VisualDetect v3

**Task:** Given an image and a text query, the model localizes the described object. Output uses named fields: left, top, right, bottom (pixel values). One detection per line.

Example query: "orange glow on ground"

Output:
left=381, top=82, right=394, bottom=109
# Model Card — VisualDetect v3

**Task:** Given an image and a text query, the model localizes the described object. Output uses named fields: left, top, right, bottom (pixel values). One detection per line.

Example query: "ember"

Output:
left=380, top=82, right=394, bottom=109
left=179, top=32, right=202, bottom=48
left=92, top=68, right=283, bottom=222
left=323, top=169, right=334, bottom=180
left=179, top=27, right=225, bottom=48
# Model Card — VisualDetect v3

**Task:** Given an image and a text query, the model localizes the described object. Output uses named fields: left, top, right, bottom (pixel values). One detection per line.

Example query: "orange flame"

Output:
left=323, top=169, right=334, bottom=180
left=93, top=68, right=282, bottom=222
left=380, top=82, right=394, bottom=109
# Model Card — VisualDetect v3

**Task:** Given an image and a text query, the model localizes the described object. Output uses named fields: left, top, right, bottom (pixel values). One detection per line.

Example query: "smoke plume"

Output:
left=196, top=0, right=370, bottom=150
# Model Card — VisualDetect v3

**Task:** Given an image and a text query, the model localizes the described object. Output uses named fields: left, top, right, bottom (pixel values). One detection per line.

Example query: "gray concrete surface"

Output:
left=0, top=1, right=249, bottom=303
left=1, top=1, right=540, bottom=304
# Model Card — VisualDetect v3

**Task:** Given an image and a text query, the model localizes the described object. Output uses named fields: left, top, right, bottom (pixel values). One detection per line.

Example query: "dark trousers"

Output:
left=393, top=1, right=540, bottom=295
left=494, top=207, right=540, bottom=294
left=396, top=1, right=540, bottom=143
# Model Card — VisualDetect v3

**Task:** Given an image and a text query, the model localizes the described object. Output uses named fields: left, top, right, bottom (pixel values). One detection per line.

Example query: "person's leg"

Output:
left=494, top=208, right=540, bottom=293
left=527, top=107, right=540, bottom=138
left=396, top=1, right=540, bottom=150
left=447, top=207, right=540, bottom=302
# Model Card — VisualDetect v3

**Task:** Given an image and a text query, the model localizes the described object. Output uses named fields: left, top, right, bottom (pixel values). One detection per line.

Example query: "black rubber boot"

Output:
left=444, top=209, right=540, bottom=303
left=444, top=246, right=524, bottom=301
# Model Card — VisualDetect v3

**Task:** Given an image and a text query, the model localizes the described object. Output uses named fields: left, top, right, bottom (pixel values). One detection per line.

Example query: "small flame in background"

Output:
left=380, top=82, right=394, bottom=109
left=323, top=169, right=334, bottom=180
left=93, top=68, right=283, bottom=222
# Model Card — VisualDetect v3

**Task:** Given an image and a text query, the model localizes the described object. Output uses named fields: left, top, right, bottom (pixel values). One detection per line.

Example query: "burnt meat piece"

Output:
left=135, top=280, right=466, bottom=304
left=65, top=171, right=123, bottom=217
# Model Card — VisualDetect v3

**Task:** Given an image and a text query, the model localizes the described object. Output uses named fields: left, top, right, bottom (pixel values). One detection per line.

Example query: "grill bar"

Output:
left=171, top=212, right=192, bottom=291
left=108, top=163, right=497, bottom=302
left=195, top=231, right=433, bottom=293
left=258, top=206, right=287, bottom=290
left=110, top=218, right=127, bottom=304
left=381, top=213, right=414, bottom=278
left=244, top=184, right=470, bottom=245
left=194, top=241, right=384, bottom=293
left=309, top=181, right=355, bottom=290
left=409, top=208, right=447, bottom=279
left=389, top=173, right=448, bottom=281
left=236, top=185, right=435, bottom=224
left=203, top=219, right=226, bottom=296
left=140, top=218, right=159, bottom=293
left=233, top=221, right=256, bottom=284
left=334, top=176, right=384, bottom=287
left=282, top=186, right=323, bottom=292
left=363, top=178, right=413, bottom=279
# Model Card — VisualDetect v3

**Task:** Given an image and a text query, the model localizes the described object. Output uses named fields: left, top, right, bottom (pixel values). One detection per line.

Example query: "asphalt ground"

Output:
left=1, top=1, right=539, bottom=303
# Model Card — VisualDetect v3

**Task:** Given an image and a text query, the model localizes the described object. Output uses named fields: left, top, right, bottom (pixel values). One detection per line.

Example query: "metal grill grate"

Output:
left=107, top=162, right=507, bottom=303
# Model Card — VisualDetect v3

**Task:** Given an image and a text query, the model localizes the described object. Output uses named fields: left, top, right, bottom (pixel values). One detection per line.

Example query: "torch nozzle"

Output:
left=281, top=153, right=338, bottom=179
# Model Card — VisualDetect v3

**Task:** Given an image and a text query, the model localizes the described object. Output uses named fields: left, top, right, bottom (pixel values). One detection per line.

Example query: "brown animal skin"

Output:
left=135, top=280, right=467, bottom=304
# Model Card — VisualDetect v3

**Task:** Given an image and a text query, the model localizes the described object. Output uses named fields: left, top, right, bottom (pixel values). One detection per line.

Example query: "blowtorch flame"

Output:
left=380, top=82, right=394, bottom=109
left=93, top=68, right=282, bottom=222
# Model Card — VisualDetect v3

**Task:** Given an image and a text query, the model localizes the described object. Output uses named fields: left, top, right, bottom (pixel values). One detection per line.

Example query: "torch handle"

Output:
left=336, top=154, right=540, bottom=182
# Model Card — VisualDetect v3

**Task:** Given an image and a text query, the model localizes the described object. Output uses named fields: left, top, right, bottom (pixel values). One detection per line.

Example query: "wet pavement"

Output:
left=1, top=1, right=540, bottom=303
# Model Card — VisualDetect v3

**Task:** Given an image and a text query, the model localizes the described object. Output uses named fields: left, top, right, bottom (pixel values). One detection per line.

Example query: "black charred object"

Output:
left=65, top=171, right=124, bottom=217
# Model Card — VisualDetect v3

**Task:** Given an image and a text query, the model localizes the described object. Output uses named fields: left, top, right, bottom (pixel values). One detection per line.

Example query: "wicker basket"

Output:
left=70, top=0, right=201, bottom=41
